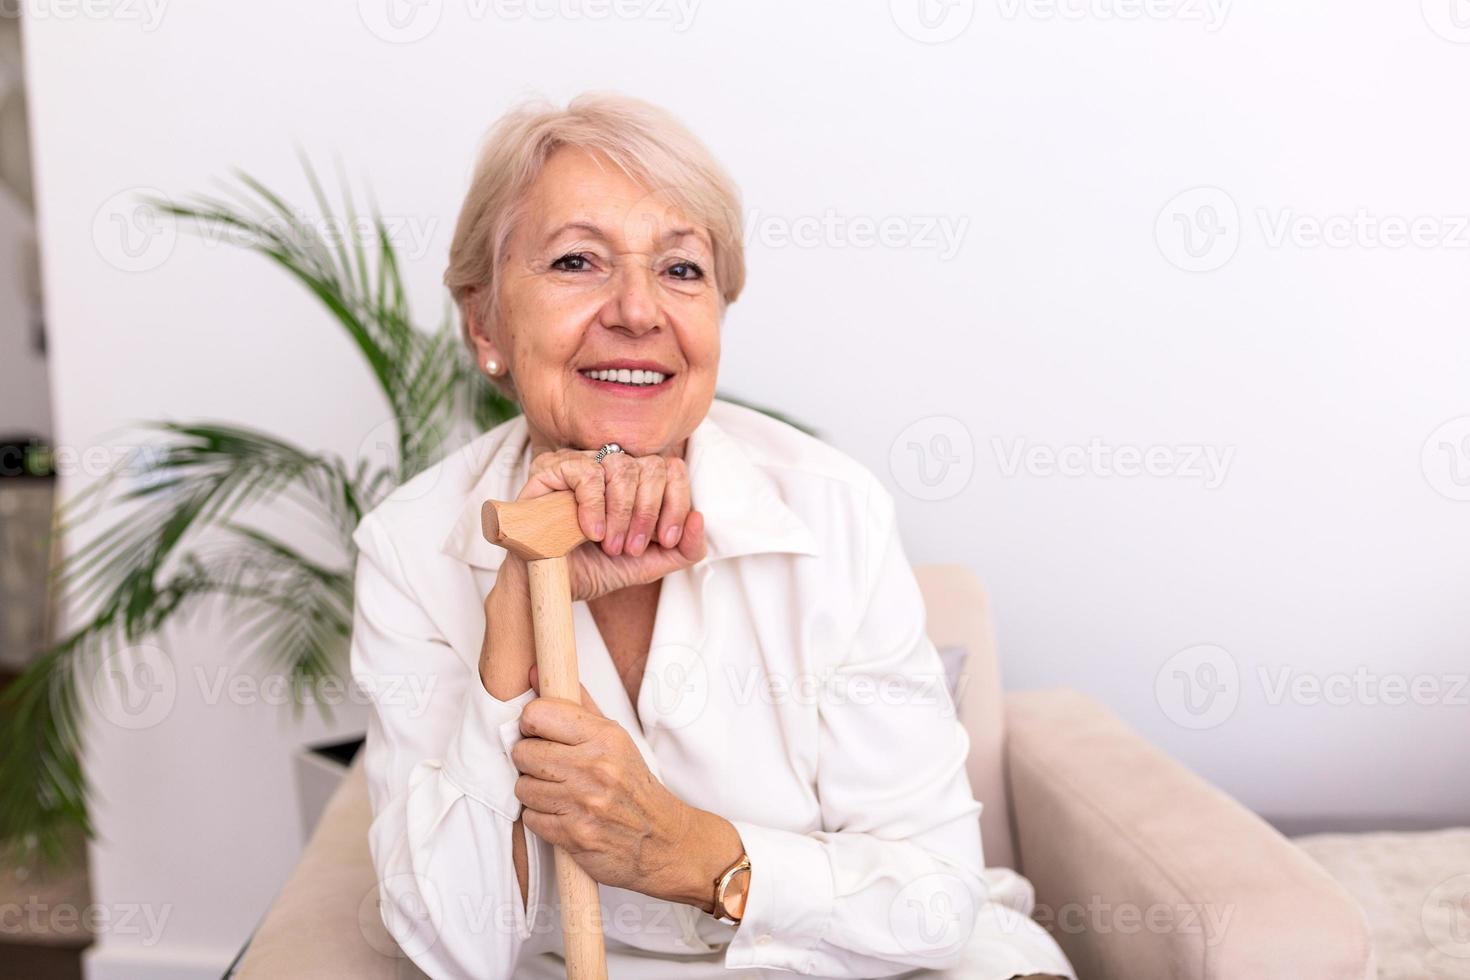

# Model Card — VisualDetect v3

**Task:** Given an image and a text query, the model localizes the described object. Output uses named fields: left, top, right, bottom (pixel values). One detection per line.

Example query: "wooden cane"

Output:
left=481, top=490, right=607, bottom=980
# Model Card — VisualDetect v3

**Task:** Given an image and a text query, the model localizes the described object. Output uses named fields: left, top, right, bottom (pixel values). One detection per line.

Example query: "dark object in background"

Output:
left=0, top=434, right=57, bottom=672
left=0, top=434, right=55, bottom=479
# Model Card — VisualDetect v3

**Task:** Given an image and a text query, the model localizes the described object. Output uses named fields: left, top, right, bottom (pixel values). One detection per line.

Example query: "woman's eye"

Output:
left=667, top=261, right=705, bottom=281
left=551, top=252, right=591, bottom=272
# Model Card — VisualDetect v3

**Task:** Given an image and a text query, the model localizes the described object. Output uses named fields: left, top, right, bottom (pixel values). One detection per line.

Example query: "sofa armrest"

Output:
left=1004, top=689, right=1375, bottom=980
left=235, top=757, right=424, bottom=979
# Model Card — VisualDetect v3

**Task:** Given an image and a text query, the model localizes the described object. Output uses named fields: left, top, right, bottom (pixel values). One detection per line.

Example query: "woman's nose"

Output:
left=602, top=263, right=661, bottom=335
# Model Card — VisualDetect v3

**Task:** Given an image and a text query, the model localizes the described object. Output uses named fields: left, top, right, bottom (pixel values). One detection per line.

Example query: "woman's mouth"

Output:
left=578, top=368, right=669, bottom=387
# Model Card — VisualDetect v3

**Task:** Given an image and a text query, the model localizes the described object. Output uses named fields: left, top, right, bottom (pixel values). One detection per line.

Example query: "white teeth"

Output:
left=582, top=368, right=667, bottom=386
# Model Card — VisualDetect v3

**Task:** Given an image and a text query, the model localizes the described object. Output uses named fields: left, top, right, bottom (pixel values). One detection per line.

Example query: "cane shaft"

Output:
left=526, top=555, right=607, bottom=980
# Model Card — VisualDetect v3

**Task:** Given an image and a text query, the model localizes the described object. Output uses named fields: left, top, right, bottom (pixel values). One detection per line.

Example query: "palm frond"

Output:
left=53, top=422, right=361, bottom=619
left=144, top=164, right=476, bottom=476
left=0, top=640, right=91, bottom=866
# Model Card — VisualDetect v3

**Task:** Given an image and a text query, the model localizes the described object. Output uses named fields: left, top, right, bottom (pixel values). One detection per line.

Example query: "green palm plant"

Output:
left=0, top=158, right=809, bottom=866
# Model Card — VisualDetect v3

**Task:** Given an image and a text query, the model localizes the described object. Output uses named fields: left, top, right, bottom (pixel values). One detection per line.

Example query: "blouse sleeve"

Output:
left=721, top=480, right=991, bottom=977
left=349, top=509, right=550, bottom=980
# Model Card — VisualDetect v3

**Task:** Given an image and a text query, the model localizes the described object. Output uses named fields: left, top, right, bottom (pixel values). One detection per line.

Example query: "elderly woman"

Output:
left=349, top=94, right=1075, bottom=980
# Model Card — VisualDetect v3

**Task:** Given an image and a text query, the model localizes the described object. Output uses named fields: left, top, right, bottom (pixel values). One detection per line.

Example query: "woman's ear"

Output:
left=463, top=287, right=507, bottom=378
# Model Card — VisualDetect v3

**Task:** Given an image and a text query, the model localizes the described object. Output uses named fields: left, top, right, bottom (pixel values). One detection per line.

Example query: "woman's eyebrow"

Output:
left=544, top=220, right=609, bottom=244
left=663, top=227, right=710, bottom=248
left=542, top=220, right=710, bottom=250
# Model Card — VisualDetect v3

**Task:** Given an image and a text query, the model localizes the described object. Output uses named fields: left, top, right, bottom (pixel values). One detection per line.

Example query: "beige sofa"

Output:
left=236, top=565, right=1375, bottom=979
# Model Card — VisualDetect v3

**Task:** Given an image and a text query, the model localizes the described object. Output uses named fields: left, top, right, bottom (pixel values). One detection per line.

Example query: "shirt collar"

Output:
left=439, top=406, right=821, bottom=572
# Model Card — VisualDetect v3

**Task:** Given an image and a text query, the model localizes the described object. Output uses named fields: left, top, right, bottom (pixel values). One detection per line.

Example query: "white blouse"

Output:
left=350, top=400, right=1075, bottom=980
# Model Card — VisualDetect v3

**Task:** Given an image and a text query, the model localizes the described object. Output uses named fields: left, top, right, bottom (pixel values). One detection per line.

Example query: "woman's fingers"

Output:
left=571, top=462, right=609, bottom=544
left=599, top=453, right=639, bottom=555
left=514, top=772, right=572, bottom=815
left=521, top=450, right=608, bottom=543
left=519, top=694, right=599, bottom=745
left=510, top=736, right=568, bottom=782
left=510, top=692, right=606, bottom=783
left=656, top=456, right=691, bottom=550
left=519, top=446, right=704, bottom=598
left=624, top=509, right=707, bottom=585
left=676, top=508, right=706, bottom=562
left=625, top=456, right=667, bottom=556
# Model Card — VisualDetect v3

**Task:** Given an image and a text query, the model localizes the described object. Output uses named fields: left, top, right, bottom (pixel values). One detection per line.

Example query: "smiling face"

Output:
left=466, top=146, right=723, bottom=459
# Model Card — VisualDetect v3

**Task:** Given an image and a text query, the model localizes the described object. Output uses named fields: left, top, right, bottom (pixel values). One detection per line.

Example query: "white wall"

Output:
left=19, top=1, right=1470, bottom=975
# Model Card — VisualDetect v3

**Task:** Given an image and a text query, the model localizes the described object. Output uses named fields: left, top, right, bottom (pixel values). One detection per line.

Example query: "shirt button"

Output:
left=756, top=934, right=772, bottom=946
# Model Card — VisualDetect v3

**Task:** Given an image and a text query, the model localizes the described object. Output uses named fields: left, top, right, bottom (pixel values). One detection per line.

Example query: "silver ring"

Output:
left=594, top=442, right=624, bottom=463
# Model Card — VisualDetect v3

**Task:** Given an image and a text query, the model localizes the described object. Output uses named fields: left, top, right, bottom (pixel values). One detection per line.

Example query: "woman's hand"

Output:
left=514, top=447, right=707, bottom=602
left=510, top=665, right=743, bottom=906
left=477, top=446, right=706, bottom=702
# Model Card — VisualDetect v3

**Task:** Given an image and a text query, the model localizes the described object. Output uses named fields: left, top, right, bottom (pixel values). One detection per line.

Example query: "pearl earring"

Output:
left=484, top=357, right=501, bottom=376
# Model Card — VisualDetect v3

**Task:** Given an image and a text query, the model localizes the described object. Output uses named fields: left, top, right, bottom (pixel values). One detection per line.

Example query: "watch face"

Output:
left=716, top=863, right=750, bottom=923
left=711, top=852, right=750, bottom=923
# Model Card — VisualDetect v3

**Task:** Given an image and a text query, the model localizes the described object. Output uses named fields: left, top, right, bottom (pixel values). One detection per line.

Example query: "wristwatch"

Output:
left=711, top=851, right=751, bottom=925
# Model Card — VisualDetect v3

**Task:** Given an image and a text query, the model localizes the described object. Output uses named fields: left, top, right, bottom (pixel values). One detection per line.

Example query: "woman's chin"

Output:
left=565, top=412, right=663, bottom=457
